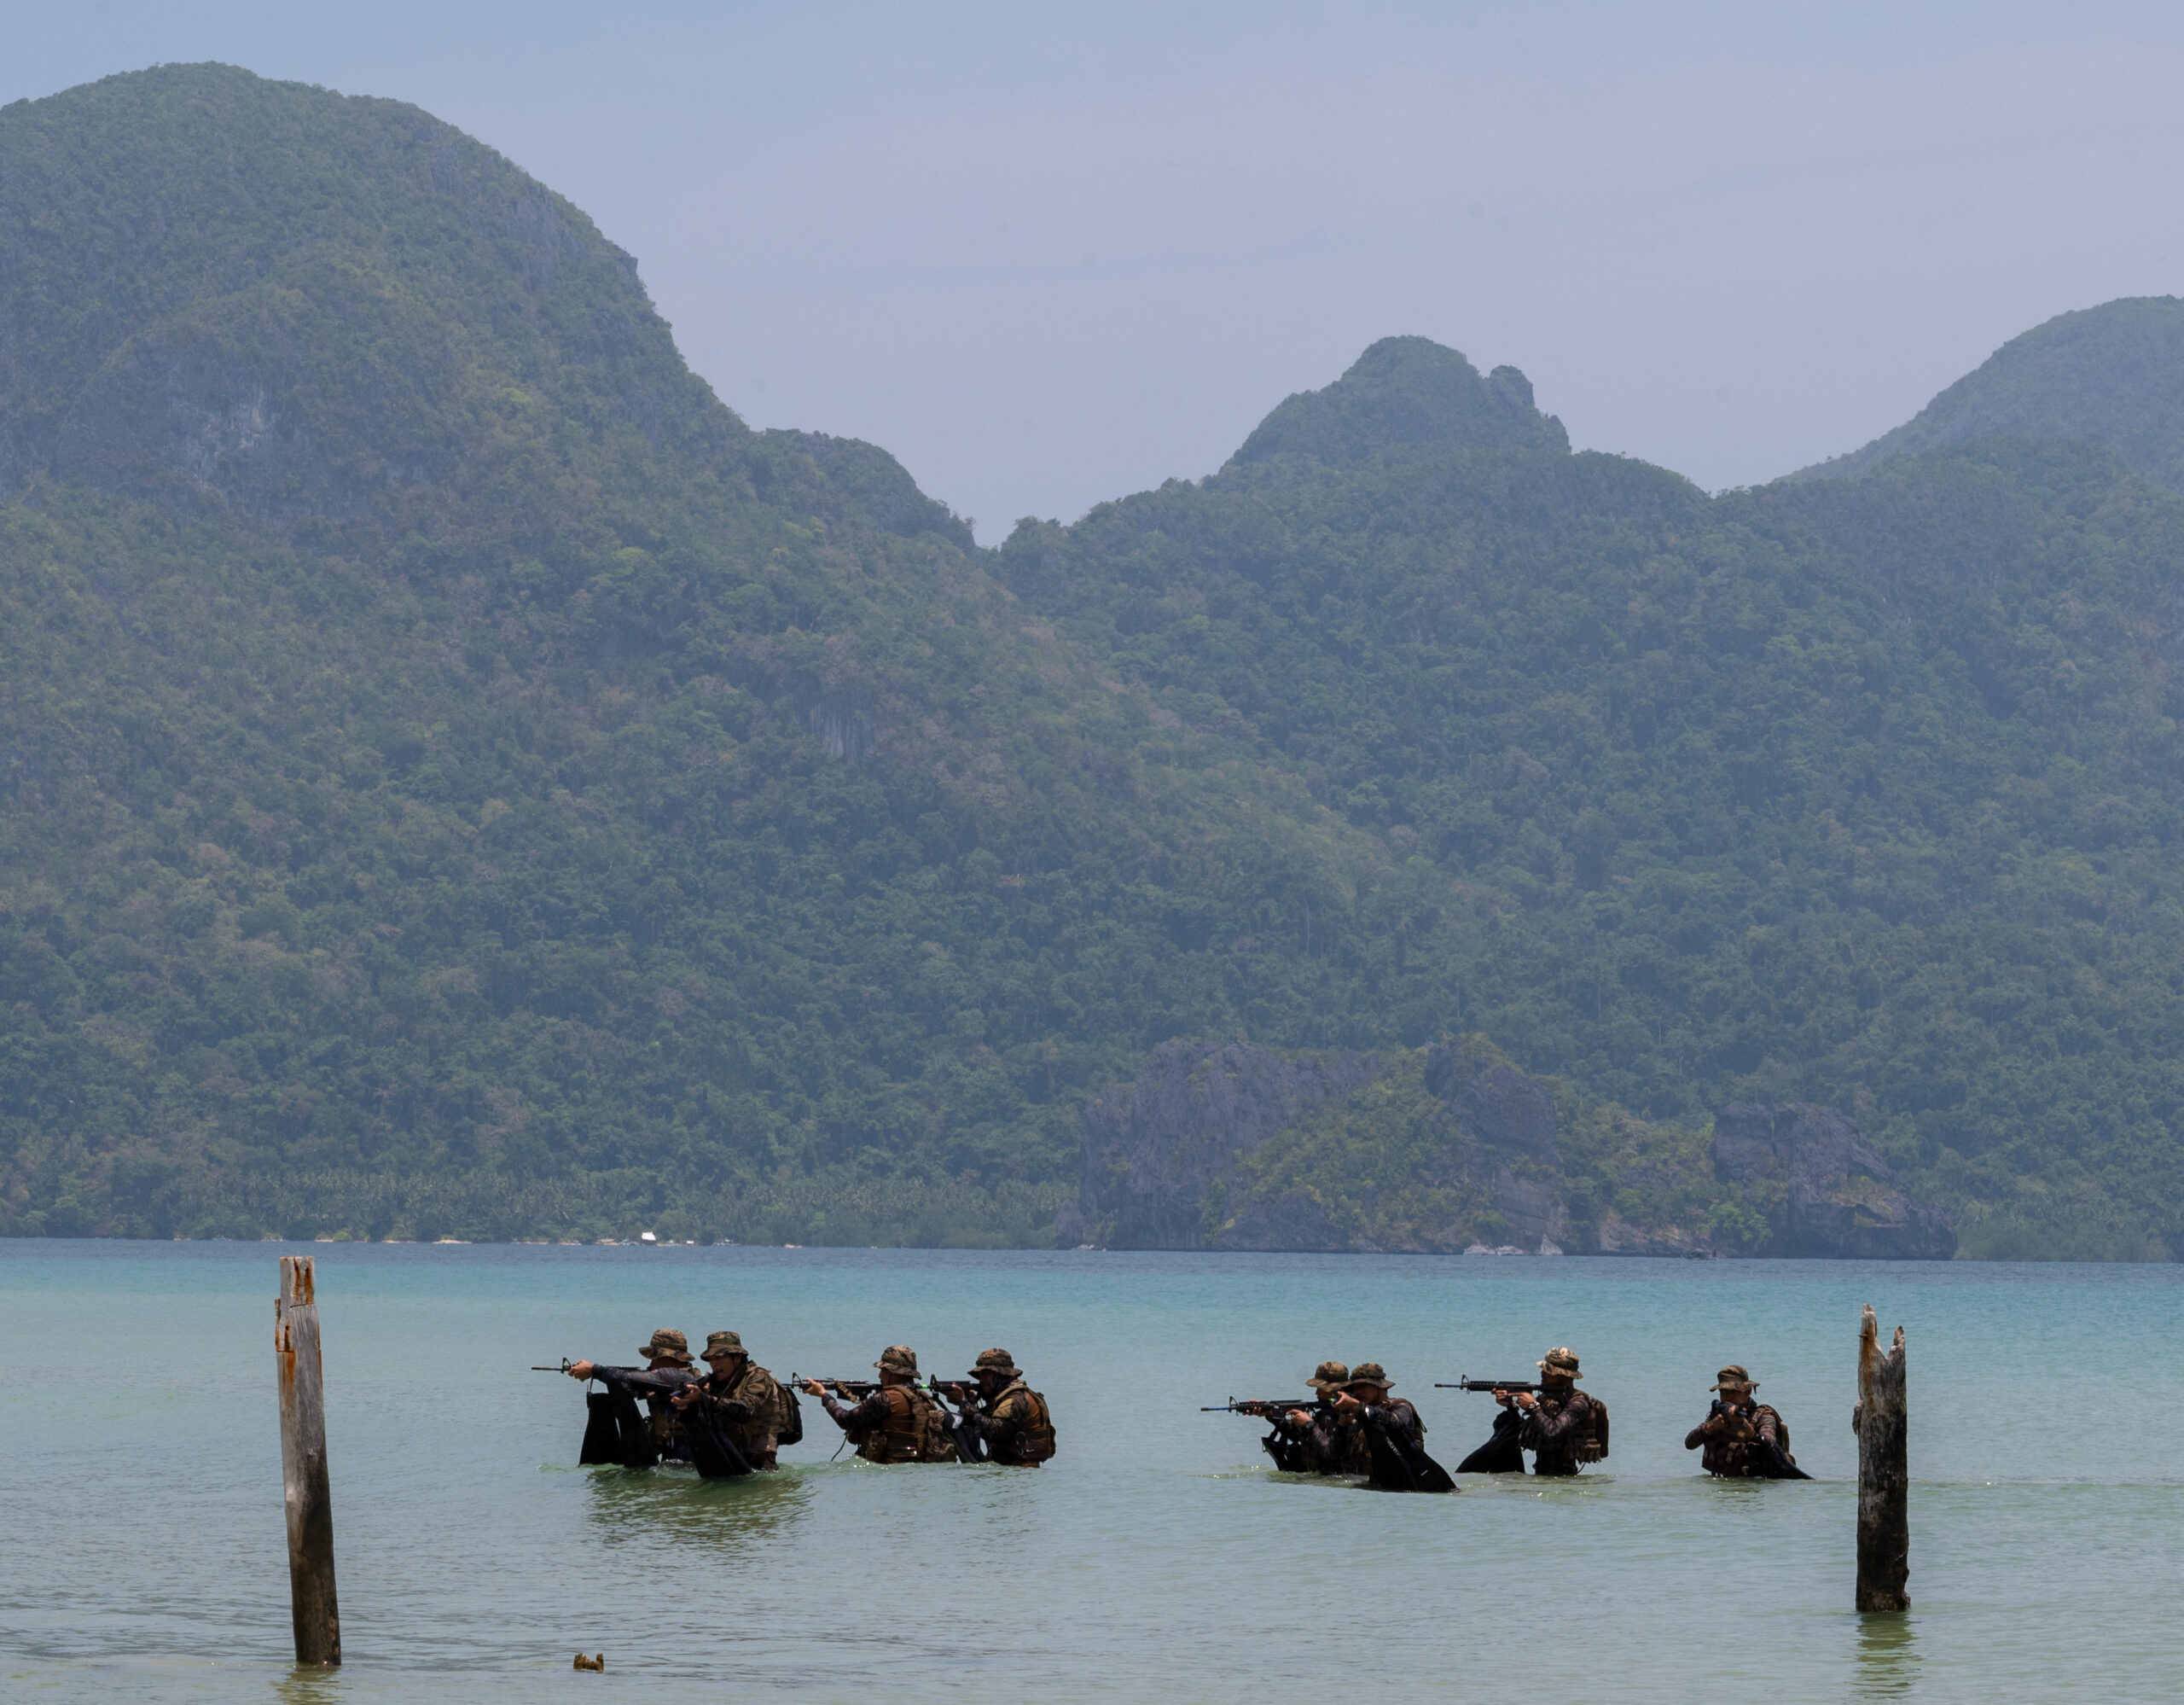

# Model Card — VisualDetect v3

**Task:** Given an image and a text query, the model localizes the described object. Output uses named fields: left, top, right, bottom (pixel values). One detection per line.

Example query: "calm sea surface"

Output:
left=2, top=1242, right=2178, bottom=1702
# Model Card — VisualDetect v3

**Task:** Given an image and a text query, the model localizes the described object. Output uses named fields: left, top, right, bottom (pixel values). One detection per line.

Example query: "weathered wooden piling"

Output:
left=1855, top=1303, right=1908, bottom=1613
left=276, top=1255, right=341, bottom=1665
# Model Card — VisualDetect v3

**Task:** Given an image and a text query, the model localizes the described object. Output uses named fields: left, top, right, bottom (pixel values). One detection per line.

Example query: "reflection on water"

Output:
left=270, top=1664, right=346, bottom=1705
left=580, top=1464, right=815, bottom=1551
left=1852, top=1612, right=1918, bottom=1698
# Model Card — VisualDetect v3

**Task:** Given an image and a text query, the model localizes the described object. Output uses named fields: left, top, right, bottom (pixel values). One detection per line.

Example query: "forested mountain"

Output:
left=1, top=65, right=2180, bottom=1257
left=1801, top=297, right=2184, bottom=491
left=1005, top=344, right=2184, bottom=1262
left=0, top=65, right=1387, bottom=1245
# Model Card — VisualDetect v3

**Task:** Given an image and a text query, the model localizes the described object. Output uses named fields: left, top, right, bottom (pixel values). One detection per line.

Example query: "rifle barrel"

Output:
left=1434, top=1378, right=1539, bottom=1391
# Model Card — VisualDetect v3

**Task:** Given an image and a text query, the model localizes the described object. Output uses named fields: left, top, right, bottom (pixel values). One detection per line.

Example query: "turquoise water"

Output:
left=3, top=1242, right=2179, bottom=1702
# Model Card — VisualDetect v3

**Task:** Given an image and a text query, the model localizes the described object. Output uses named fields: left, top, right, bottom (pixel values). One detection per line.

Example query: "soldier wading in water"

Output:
left=1508, top=1347, right=1607, bottom=1475
left=941, top=1348, right=1056, bottom=1466
left=1460, top=1346, right=1609, bottom=1476
left=671, top=1330, right=793, bottom=1470
left=566, top=1329, right=700, bottom=1464
left=1685, top=1364, right=1809, bottom=1480
left=1259, top=1361, right=1351, bottom=1472
left=805, top=1347, right=959, bottom=1463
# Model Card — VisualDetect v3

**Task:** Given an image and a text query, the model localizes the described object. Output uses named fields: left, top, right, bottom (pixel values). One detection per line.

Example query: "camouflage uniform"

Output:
left=1685, top=1365, right=1794, bottom=1477
left=1516, top=1347, right=1603, bottom=1477
left=690, top=1330, right=786, bottom=1469
left=590, top=1328, right=698, bottom=1461
left=1263, top=1362, right=1347, bottom=1473
left=955, top=1348, right=1056, bottom=1466
left=1305, top=1362, right=1424, bottom=1475
left=819, top=1346, right=956, bottom=1464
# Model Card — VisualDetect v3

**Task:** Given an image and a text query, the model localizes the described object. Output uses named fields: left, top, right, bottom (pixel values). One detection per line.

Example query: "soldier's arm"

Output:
left=1524, top=1394, right=1590, bottom=1445
left=955, top=1393, right=1008, bottom=1441
left=821, top=1389, right=889, bottom=1431
left=1755, top=1406, right=1782, bottom=1446
left=591, top=1365, right=690, bottom=1396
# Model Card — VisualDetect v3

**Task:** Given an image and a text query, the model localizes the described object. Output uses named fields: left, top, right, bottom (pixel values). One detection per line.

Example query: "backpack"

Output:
left=1576, top=1393, right=1610, bottom=1464
left=775, top=1379, right=804, bottom=1448
left=917, top=1389, right=960, bottom=1464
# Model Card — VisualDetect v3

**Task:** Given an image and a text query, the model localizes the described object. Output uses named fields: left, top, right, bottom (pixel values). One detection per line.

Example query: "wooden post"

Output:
left=1855, top=1304, right=1908, bottom=1613
left=276, top=1255, right=341, bottom=1665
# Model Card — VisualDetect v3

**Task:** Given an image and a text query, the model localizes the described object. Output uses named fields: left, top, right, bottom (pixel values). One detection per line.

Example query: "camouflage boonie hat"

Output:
left=1346, top=1362, right=1392, bottom=1389
left=639, top=1328, right=693, bottom=1365
left=1711, top=1364, right=1755, bottom=1391
left=967, top=1347, right=1019, bottom=1377
left=875, top=1344, right=919, bottom=1374
left=1538, top=1347, right=1581, bottom=1377
left=1307, top=1360, right=1350, bottom=1391
left=702, top=1330, right=746, bottom=1359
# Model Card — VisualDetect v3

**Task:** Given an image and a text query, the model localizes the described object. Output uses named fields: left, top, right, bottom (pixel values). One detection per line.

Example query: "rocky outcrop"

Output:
left=1426, top=1045, right=1569, bottom=1250
left=1072, top=1038, right=1571, bottom=1253
left=1592, top=1211, right=1712, bottom=1257
left=1710, top=1103, right=1956, bottom=1260
left=1072, top=1044, right=1958, bottom=1259
left=1074, top=1041, right=1384, bottom=1248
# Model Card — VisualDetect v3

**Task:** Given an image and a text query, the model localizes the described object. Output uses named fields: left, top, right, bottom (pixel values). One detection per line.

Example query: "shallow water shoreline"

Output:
left=4, top=1242, right=2178, bottom=1699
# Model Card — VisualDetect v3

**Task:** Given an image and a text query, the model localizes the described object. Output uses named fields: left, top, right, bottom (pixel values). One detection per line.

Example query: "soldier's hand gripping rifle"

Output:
left=1699, top=1400, right=1813, bottom=1481
left=927, top=1379, right=988, bottom=1464
left=795, top=1376, right=880, bottom=1398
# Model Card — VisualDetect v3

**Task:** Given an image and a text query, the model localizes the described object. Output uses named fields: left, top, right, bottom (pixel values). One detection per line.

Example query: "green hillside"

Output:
left=0, top=66, right=1400, bottom=1244
left=1799, top=297, right=2184, bottom=490
left=1003, top=352, right=2184, bottom=1261
left=2, top=66, right=2181, bottom=1258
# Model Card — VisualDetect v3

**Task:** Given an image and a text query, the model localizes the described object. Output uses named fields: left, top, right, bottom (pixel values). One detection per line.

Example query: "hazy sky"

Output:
left=9, top=3, right=2184, bottom=539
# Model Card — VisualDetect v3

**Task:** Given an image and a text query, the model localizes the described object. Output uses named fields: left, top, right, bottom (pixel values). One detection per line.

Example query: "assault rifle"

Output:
left=532, top=1359, right=575, bottom=1374
left=1434, top=1376, right=1539, bottom=1392
left=1201, top=1397, right=1324, bottom=1416
left=793, top=1374, right=883, bottom=1396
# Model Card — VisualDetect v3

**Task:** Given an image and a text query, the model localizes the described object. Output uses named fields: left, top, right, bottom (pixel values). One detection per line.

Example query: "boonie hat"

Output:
left=967, top=1347, right=1019, bottom=1377
left=640, top=1329, right=694, bottom=1366
left=702, top=1330, right=746, bottom=1359
left=1347, top=1361, right=1393, bottom=1388
left=1307, top=1360, right=1350, bottom=1391
left=1538, top=1347, right=1582, bottom=1377
left=1711, top=1364, right=1756, bottom=1391
left=876, top=1344, right=920, bottom=1374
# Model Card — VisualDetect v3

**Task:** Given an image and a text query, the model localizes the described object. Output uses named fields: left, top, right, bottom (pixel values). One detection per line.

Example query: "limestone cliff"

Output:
left=1068, top=1040, right=1955, bottom=1259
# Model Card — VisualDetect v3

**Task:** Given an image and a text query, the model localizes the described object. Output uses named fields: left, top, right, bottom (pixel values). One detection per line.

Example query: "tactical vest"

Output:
left=857, top=1383, right=929, bottom=1464
left=1536, top=1388, right=1610, bottom=1464
left=989, top=1382, right=1056, bottom=1464
left=1706, top=1402, right=1786, bottom=1473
